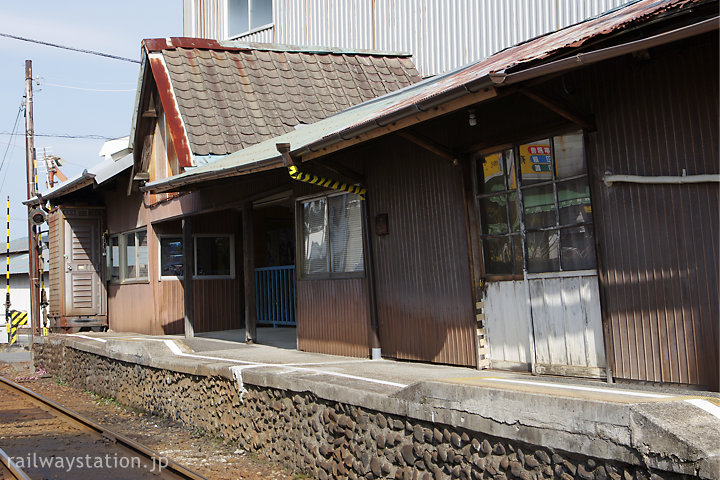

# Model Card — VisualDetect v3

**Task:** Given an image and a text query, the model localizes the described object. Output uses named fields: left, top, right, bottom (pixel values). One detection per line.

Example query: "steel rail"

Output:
left=0, top=445, right=32, bottom=480
left=0, top=375, right=208, bottom=480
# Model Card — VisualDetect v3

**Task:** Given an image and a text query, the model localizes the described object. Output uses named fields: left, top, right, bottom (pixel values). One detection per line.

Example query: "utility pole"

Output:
left=24, top=60, right=40, bottom=342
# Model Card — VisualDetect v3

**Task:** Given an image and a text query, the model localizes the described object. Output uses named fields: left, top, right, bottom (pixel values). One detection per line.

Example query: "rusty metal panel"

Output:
left=297, top=278, right=371, bottom=358
left=584, top=35, right=719, bottom=390
left=367, top=140, right=476, bottom=367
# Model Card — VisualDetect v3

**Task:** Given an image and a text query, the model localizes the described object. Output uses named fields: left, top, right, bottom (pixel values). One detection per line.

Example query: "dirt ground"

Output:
left=0, top=359, right=298, bottom=480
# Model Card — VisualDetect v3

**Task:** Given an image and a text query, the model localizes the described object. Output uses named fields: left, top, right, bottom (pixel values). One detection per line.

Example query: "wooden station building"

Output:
left=35, top=0, right=719, bottom=391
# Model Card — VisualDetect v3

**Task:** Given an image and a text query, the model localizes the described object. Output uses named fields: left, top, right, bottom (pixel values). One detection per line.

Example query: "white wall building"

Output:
left=0, top=237, right=49, bottom=332
left=183, top=0, right=632, bottom=77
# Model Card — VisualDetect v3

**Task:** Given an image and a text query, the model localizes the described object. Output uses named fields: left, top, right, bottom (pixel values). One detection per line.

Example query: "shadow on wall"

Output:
left=162, top=318, right=184, bottom=335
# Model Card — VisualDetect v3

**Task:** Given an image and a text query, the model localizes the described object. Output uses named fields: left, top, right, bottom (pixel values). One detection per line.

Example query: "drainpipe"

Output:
left=361, top=195, right=381, bottom=360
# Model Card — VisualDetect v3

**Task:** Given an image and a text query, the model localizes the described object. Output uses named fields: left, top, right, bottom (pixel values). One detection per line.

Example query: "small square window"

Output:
left=195, top=235, right=234, bottom=278
left=107, top=228, right=148, bottom=283
left=160, top=236, right=184, bottom=278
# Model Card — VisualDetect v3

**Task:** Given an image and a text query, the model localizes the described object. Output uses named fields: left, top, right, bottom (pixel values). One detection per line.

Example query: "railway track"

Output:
left=0, top=375, right=208, bottom=480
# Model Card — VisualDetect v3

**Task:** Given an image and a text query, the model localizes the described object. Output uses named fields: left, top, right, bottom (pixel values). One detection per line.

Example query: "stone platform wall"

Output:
left=33, top=342, right=676, bottom=480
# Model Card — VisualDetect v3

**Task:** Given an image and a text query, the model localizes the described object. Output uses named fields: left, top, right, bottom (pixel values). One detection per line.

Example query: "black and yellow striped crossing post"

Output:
left=4, top=196, right=10, bottom=344
left=8, top=310, right=28, bottom=346
left=38, top=231, right=48, bottom=336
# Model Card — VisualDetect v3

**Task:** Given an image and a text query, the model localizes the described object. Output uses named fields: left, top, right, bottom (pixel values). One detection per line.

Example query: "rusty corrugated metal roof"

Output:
left=145, top=0, right=711, bottom=192
left=144, top=38, right=421, bottom=157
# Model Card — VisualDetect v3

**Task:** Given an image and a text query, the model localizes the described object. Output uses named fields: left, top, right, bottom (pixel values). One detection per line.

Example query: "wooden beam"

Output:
left=242, top=202, right=257, bottom=344
left=520, top=88, right=594, bottom=130
left=302, top=87, right=497, bottom=162
left=397, top=130, right=457, bottom=163
left=276, top=143, right=296, bottom=167
left=182, top=216, right=194, bottom=338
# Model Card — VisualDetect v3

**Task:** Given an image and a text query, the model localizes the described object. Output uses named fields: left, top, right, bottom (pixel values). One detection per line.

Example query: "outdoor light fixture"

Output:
left=468, top=109, right=477, bottom=127
left=29, top=207, right=47, bottom=226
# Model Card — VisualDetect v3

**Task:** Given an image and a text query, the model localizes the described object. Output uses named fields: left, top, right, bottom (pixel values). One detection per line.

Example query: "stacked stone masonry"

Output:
left=33, top=343, right=681, bottom=480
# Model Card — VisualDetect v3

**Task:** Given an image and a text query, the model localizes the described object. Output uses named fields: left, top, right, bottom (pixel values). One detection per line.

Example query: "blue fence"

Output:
left=255, top=265, right=296, bottom=327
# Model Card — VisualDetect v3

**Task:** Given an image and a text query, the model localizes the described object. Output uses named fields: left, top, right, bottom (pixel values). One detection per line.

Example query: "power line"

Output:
left=0, top=31, right=140, bottom=64
left=42, top=82, right=135, bottom=93
left=0, top=132, right=114, bottom=140
left=0, top=104, right=24, bottom=194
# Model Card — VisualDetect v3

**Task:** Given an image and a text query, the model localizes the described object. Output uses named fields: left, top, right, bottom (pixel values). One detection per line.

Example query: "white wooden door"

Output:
left=484, top=272, right=606, bottom=377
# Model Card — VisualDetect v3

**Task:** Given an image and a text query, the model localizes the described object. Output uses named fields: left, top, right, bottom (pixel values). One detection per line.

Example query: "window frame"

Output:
left=107, top=227, right=149, bottom=284
left=473, top=129, right=597, bottom=280
left=193, top=234, right=236, bottom=280
left=296, top=191, right=366, bottom=281
left=158, top=234, right=184, bottom=281
left=226, top=0, right=274, bottom=38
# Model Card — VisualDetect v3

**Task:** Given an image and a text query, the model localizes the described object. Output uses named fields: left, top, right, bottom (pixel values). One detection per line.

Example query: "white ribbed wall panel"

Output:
left=232, top=25, right=275, bottom=43
left=187, top=0, right=633, bottom=76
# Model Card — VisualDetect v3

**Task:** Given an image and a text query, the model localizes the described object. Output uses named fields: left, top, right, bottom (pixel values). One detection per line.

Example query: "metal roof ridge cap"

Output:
left=153, top=52, right=196, bottom=168
left=216, top=40, right=412, bottom=57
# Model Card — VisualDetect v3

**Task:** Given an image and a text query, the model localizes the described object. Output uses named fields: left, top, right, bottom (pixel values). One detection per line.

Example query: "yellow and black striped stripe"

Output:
left=10, top=310, right=28, bottom=328
left=8, top=310, right=28, bottom=346
left=5, top=196, right=9, bottom=306
left=287, top=165, right=367, bottom=198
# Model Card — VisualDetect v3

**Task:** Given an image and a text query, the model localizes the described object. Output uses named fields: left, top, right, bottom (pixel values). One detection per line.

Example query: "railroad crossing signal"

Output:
left=7, top=310, right=28, bottom=345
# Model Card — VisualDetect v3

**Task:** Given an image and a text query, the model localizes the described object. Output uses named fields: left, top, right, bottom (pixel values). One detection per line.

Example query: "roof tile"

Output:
left=160, top=46, right=419, bottom=156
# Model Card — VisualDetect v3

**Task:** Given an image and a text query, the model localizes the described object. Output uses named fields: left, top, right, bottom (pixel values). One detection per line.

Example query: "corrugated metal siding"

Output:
left=193, top=278, right=243, bottom=332
left=187, top=0, right=631, bottom=76
left=157, top=280, right=185, bottom=334
left=368, top=140, right=476, bottom=367
left=190, top=0, right=226, bottom=39
left=108, top=283, right=155, bottom=334
left=297, top=278, right=371, bottom=358
left=584, top=35, right=719, bottom=389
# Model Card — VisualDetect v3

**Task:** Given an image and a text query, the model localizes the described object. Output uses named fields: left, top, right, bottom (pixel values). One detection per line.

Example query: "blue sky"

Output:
left=0, top=1, right=182, bottom=235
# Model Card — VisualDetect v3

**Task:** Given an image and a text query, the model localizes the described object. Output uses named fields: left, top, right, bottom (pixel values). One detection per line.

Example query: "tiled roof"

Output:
left=145, top=0, right=713, bottom=193
left=153, top=41, right=420, bottom=156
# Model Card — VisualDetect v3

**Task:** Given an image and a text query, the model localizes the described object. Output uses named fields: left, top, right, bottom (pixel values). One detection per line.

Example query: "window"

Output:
left=107, top=228, right=148, bottom=282
left=108, top=235, right=120, bottom=281
left=300, top=193, right=364, bottom=278
left=195, top=235, right=234, bottom=278
left=228, top=0, right=273, bottom=37
left=157, top=234, right=235, bottom=280
left=475, top=131, right=596, bottom=276
left=159, top=236, right=184, bottom=278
